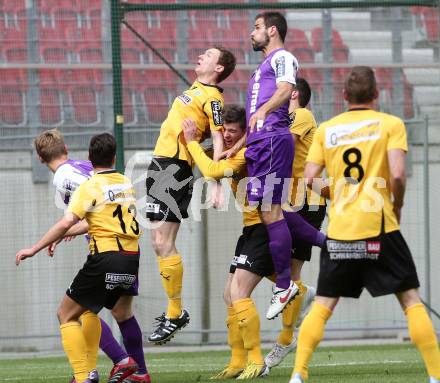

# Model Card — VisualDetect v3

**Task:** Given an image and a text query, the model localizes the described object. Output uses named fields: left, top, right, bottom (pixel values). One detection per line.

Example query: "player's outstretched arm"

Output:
left=64, top=219, right=88, bottom=237
left=46, top=220, right=89, bottom=257
left=16, top=212, right=80, bottom=266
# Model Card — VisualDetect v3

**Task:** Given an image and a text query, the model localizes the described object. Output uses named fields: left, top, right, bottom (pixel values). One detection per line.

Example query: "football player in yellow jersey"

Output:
left=34, top=130, right=149, bottom=383
left=16, top=133, right=141, bottom=383
left=183, top=105, right=324, bottom=380
left=146, top=47, right=236, bottom=344
left=184, top=105, right=270, bottom=379
left=290, top=67, right=440, bottom=383
left=265, top=78, right=327, bottom=369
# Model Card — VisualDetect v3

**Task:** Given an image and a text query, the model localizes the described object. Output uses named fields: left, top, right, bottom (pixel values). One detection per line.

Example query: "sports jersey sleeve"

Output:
left=271, top=50, right=298, bottom=85
left=203, top=98, right=224, bottom=132
left=187, top=141, right=245, bottom=179
left=67, top=182, right=93, bottom=219
left=53, top=165, right=90, bottom=206
left=306, top=126, right=325, bottom=165
left=387, top=118, right=408, bottom=152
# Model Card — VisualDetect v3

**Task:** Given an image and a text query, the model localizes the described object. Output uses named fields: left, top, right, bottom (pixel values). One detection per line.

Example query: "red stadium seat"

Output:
left=77, top=46, right=103, bottom=63
left=40, top=87, right=64, bottom=125
left=0, top=87, right=26, bottom=125
left=0, top=28, right=28, bottom=63
left=286, top=28, right=312, bottom=51
left=310, top=27, right=349, bottom=62
left=70, top=86, right=100, bottom=125
left=1, top=69, right=27, bottom=90
left=143, top=87, right=170, bottom=125
left=375, top=68, right=414, bottom=119
left=121, top=47, right=143, bottom=63
left=53, top=8, right=80, bottom=35
left=421, top=8, right=439, bottom=41
left=3, top=45, right=28, bottom=63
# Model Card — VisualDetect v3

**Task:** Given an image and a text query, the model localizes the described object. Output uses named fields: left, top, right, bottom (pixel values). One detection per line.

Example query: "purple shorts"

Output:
left=245, top=134, right=294, bottom=205
left=127, top=277, right=139, bottom=296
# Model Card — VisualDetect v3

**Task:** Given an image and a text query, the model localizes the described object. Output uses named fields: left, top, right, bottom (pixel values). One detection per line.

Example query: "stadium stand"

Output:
left=1, top=3, right=439, bottom=132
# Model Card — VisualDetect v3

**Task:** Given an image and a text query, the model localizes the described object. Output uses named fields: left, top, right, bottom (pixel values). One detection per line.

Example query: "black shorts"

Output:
left=67, top=251, right=140, bottom=314
left=229, top=223, right=274, bottom=277
left=317, top=231, right=420, bottom=298
left=146, top=157, right=193, bottom=223
left=292, top=204, right=326, bottom=262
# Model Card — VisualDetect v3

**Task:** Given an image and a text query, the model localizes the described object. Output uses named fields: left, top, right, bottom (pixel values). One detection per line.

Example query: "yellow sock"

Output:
left=226, top=306, right=247, bottom=369
left=233, top=298, right=264, bottom=365
left=293, top=302, right=332, bottom=381
left=406, top=303, right=440, bottom=379
left=79, top=311, right=101, bottom=373
left=278, top=280, right=306, bottom=346
left=60, top=321, right=89, bottom=383
left=158, top=254, right=183, bottom=319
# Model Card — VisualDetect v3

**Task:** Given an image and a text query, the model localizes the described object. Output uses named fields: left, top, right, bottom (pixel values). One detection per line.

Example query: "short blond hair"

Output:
left=34, top=129, right=67, bottom=163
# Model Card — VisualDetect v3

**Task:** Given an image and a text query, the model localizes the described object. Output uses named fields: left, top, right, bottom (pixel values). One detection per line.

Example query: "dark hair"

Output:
left=89, top=133, right=116, bottom=168
left=344, top=66, right=377, bottom=104
left=295, top=77, right=312, bottom=108
left=255, top=12, right=287, bottom=42
left=214, top=46, right=236, bottom=83
left=224, top=105, right=246, bottom=131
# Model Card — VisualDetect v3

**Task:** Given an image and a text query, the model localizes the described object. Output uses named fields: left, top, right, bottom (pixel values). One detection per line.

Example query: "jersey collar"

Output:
left=96, top=169, right=117, bottom=174
left=195, top=80, right=223, bottom=93
left=348, top=107, right=372, bottom=111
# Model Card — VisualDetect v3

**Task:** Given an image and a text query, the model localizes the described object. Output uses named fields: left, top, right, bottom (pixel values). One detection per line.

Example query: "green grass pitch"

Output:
left=0, top=343, right=427, bottom=382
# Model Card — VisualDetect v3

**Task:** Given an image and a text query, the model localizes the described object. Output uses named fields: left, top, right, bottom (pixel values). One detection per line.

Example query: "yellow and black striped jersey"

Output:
left=67, top=170, right=140, bottom=254
left=154, top=81, right=224, bottom=166
left=289, top=108, right=325, bottom=207
left=186, top=141, right=261, bottom=227
left=307, top=109, right=407, bottom=240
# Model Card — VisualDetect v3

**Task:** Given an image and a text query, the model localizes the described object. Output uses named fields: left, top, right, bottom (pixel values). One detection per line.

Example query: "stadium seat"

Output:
left=121, top=47, right=144, bottom=64
left=0, top=87, right=26, bottom=125
left=143, top=87, right=171, bottom=125
left=71, top=24, right=103, bottom=62
left=40, top=87, right=64, bottom=125
left=375, top=68, right=414, bottom=119
left=70, top=86, right=100, bottom=125
left=53, top=8, right=80, bottom=34
left=73, top=69, right=103, bottom=90
left=39, top=24, right=75, bottom=63
left=2, top=3, right=27, bottom=31
left=3, top=45, right=27, bottom=63
left=2, top=28, right=27, bottom=58
left=1, top=68, right=27, bottom=90
left=421, top=8, right=439, bottom=41
left=285, top=28, right=312, bottom=51
left=310, top=27, right=349, bottom=62
left=77, top=46, right=103, bottom=63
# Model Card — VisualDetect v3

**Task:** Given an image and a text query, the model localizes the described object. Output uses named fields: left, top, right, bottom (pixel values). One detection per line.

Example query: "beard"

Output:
left=252, top=32, right=270, bottom=52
